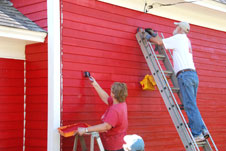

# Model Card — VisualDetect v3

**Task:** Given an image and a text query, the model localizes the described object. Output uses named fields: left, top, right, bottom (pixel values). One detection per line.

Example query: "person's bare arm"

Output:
left=90, top=77, right=109, bottom=105
left=77, top=122, right=112, bottom=136
left=149, top=35, right=164, bottom=46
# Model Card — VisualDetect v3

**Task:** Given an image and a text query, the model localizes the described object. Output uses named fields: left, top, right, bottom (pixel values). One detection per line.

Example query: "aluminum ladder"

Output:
left=136, top=29, right=218, bottom=151
left=73, top=132, right=104, bottom=151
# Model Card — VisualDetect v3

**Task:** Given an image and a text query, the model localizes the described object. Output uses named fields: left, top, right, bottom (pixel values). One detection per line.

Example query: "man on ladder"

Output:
left=144, top=21, right=209, bottom=142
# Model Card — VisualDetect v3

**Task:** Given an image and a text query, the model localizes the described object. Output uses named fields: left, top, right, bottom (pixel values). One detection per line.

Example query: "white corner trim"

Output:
left=0, top=25, right=47, bottom=43
left=47, top=0, right=61, bottom=151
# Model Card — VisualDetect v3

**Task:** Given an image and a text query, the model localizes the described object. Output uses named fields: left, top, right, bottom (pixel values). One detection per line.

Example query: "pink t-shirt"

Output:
left=100, top=97, right=128, bottom=150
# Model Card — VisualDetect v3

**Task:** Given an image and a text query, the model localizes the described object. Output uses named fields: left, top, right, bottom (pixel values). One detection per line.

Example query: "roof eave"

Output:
left=0, top=25, right=47, bottom=44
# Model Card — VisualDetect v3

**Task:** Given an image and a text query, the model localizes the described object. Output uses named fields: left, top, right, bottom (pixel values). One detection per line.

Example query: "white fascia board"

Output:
left=0, top=25, right=47, bottom=44
left=47, top=0, right=61, bottom=150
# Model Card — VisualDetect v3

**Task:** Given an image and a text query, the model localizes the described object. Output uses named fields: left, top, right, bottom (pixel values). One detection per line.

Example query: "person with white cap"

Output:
left=141, top=21, right=209, bottom=142
left=123, top=134, right=145, bottom=151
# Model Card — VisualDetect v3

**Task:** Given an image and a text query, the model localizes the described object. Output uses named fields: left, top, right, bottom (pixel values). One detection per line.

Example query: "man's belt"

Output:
left=176, top=69, right=196, bottom=77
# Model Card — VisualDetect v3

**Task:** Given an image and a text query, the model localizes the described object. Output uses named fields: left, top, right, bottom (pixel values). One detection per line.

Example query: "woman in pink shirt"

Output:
left=78, top=77, right=128, bottom=151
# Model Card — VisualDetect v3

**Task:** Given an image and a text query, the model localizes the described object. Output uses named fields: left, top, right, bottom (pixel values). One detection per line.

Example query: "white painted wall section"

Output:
left=0, top=37, right=25, bottom=60
left=47, top=0, right=61, bottom=150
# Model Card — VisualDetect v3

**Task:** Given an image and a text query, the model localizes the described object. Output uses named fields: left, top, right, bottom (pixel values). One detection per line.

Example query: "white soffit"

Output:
left=185, top=0, right=226, bottom=13
left=98, top=0, right=226, bottom=32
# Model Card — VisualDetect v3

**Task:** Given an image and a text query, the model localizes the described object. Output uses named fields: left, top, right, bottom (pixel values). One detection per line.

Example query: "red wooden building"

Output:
left=1, top=0, right=226, bottom=151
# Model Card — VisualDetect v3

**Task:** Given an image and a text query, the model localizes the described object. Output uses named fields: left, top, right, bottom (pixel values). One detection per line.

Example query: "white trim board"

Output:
left=47, top=0, right=61, bottom=150
left=0, top=25, right=47, bottom=43
left=98, top=0, right=226, bottom=32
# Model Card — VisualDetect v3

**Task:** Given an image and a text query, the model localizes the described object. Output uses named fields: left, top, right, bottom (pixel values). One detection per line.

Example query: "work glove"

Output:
left=145, top=28, right=157, bottom=37
left=137, top=27, right=153, bottom=41
left=145, top=32, right=152, bottom=41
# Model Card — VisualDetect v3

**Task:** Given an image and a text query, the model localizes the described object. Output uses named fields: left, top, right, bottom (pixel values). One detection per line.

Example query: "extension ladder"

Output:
left=73, top=132, right=104, bottom=151
left=136, top=28, right=218, bottom=151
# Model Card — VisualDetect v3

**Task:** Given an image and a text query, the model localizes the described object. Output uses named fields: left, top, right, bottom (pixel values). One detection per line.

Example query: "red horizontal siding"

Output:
left=0, top=58, right=24, bottom=151
left=0, top=138, right=23, bottom=150
left=25, top=43, right=48, bottom=151
left=11, top=0, right=47, bottom=29
left=10, top=1, right=48, bottom=151
left=62, top=0, right=226, bottom=151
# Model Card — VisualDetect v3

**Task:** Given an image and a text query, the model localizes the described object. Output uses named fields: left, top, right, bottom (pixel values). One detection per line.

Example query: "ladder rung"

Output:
left=156, top=54, right=165, bottom=60
left=197, top=140, right=208, bottom=147
left=163, top=70, right=173, bottom=76
left=171, top=87, right=180, bottom=92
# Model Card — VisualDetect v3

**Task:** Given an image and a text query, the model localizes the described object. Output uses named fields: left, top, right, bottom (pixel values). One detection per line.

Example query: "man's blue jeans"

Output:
left=177, top=71, right=205, bottom=137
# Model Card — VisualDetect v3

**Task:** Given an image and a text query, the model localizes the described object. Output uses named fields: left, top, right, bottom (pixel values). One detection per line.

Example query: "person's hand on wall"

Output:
left=89, top=76, right=95, bottom=83
left=90, top=76, right=98, bottom=87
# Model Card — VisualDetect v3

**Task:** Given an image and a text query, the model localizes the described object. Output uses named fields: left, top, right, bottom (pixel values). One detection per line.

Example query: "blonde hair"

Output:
left=111, top=82, right=128, bottom=103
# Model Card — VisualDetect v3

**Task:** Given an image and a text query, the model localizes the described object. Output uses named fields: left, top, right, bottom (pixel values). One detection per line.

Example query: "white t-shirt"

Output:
left=162, top=34, right=195, bottom=74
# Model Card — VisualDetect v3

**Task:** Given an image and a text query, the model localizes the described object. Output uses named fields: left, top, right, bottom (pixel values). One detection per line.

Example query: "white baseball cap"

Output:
left=174, top=21, right=190, bottom=33
left=123, top=134, right=144, bottom=151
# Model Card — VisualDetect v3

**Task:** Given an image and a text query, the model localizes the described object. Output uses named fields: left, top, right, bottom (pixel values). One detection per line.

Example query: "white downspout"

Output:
left=47, top=0, right=61, bottom=150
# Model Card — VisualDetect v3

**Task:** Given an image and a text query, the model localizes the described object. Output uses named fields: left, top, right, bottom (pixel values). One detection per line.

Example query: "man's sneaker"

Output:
left=202, top=129, right=210, bottom=139
left=194, top=133, right=205, bottom=142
